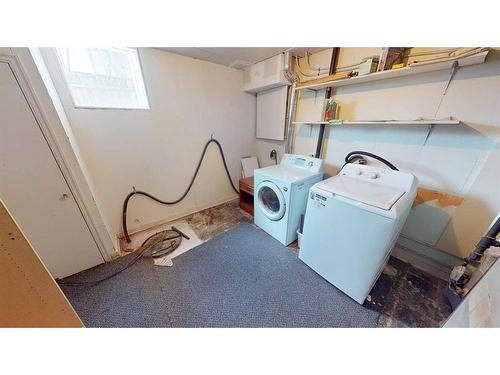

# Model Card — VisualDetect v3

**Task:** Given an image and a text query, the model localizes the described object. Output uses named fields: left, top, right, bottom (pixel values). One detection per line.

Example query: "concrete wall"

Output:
left=257, top=48, right=500, bottom=261
left=40, top=48, right=257, bottom=242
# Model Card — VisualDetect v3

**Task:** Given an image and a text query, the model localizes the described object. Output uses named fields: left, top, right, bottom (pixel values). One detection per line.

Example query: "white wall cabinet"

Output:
left=0, top=62, right=104, bottom=278
left=256, top=86, right=288, bottom=141
left=244, top=53, right=289, bottom=93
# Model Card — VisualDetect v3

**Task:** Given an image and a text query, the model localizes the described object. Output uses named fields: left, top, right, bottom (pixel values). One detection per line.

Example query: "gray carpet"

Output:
left=61, top=223, right=379, bottom=327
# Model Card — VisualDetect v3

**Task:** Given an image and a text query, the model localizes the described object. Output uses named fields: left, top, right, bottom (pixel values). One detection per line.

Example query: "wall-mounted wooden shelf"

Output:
left=292, top=119, right=461, bottom=126
left=296, top=51, right=489, bottom=92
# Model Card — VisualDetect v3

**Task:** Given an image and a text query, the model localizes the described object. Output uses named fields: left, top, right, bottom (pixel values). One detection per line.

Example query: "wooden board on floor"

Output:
left=0, top=200, right=83, bottom=327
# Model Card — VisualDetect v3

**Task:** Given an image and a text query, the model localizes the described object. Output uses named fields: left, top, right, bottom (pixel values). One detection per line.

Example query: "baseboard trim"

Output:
left=116, top=194, right=239, bottom=242
left=396, top=235, right=463, bottom=269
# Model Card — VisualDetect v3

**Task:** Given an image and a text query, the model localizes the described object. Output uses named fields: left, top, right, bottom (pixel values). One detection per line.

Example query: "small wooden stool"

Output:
left=239, top=176, right=254, bottom=216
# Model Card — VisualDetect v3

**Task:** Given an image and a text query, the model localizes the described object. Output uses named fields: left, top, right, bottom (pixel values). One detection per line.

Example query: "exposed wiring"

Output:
left=295, top=55, right=360, bottom=78
left=305, top=49, right=363, bottom=72
left=294, top=48, right=463, bottom=79
left=305, top=51, right=330, bottom=72
left=406, top=48, right=488, bottom=66
left=295, top=56, right=328, bottom=77
left=122, top=137, right=239, bottom=243
left=406, top=48, right=459, bottom=58
left=295, top=48, right=463, bottom=78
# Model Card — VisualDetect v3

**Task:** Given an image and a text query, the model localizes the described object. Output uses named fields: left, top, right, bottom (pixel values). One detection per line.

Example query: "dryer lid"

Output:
left=317, top=175, right=405, bottom=210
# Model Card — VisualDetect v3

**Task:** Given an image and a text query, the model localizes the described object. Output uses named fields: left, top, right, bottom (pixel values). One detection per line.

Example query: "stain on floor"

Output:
left=184, top=199, right=252, bottom=241
left=119, top=199, right=252, bottom=253
left=364, top=257, right=452, bottom=327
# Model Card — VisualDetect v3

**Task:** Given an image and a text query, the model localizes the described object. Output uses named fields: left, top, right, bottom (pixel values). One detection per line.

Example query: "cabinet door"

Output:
left=0, top=62, right=104, bottom=278
left=256, top=85, right=288, bottom=141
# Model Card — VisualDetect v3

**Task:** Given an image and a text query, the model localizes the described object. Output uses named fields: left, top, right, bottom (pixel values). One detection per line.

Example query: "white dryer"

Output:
left=254, top=154, right=324, bottom=245
left=299, top=163, right=418, bottom=304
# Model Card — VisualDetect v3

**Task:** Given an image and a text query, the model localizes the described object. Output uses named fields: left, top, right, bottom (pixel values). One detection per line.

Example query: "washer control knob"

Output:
left=356, top=170, right=362, bottom=175
left=368, top=172, right=379, bottom=179
left=308, top=161, right=314, bottom=167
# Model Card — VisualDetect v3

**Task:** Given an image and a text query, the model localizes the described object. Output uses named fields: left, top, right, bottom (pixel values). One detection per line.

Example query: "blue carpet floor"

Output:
left=61, top=223, right=379, bottom=327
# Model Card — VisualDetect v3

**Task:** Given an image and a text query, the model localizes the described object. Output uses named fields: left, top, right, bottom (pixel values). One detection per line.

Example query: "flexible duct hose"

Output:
left=122, top=138, right=239, bottom=243
left=344, top=151, right=399, bottom=171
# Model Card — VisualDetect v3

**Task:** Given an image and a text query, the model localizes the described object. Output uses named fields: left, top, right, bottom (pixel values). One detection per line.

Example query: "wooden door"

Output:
left=0, top=62, right=104, bottom=278
left=0, top=200, right=83, bottom=327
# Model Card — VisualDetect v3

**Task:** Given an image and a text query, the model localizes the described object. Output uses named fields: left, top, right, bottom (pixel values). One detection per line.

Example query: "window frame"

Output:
left=54, top=47, right=151, bottom=111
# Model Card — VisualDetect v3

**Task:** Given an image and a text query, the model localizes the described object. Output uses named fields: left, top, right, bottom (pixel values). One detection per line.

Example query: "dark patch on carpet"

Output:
left=61, top=223, right=379, bottom=328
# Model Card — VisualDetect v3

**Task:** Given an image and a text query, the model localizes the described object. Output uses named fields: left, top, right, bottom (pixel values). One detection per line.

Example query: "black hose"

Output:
left=344, top=151, right=399, bottom=171
left=57, top=247, right=146, bottom=286
left=56, top=229, right=174, bottom=286
left=467, top=215, right=500, bottom=263
left=122, top=138, right=239, bottom=243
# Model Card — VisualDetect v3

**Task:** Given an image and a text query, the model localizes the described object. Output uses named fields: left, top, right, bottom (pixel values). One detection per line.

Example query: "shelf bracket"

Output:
left=423, top=124, right=434, bottom=145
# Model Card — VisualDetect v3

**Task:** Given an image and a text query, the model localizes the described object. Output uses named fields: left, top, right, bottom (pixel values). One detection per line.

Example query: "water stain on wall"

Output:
left=403, top=188, right=464, bottom=246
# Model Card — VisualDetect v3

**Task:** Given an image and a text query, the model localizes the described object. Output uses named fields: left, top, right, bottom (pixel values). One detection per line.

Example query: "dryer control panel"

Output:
left=281, top=154, right=325, bottom=174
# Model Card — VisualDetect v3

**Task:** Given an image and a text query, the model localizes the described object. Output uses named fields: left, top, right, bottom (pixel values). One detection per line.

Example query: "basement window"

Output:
left=55, top=47, right=150, bottom=109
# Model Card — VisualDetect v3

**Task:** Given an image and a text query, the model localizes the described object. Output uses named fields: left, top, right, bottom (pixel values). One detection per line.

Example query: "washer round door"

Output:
left=256, top=181, right=286, bottom=221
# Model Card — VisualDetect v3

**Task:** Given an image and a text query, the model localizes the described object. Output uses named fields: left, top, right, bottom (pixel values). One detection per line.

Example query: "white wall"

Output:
left=40, top=48, right=256, bottom=242
left=257, top=48, right=500, bottom=260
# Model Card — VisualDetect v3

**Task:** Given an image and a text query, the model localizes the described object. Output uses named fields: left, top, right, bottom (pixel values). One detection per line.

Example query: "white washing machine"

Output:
left=299, top=163, right=418, bottom=304
left=254, top=154, right=325, bottom=246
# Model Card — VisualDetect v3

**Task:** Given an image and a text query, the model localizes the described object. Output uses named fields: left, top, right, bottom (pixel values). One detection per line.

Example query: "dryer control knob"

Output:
left=356, top=170, right=362, bottom=175
left=308, top=161, right=314, bottom=167
left=368, top=172, right=379, bottom=179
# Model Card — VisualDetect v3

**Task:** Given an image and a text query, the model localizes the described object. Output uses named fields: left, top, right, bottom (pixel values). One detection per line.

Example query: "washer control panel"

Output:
left=342, top=165, right=388, bottom=182
left=281, top=154, right=325, bottom=174
left=339, top=163, right=416, bottom=191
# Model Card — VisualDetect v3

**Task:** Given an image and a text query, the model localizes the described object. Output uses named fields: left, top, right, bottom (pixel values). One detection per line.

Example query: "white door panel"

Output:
left=0, top=62, right=104, bottom=278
